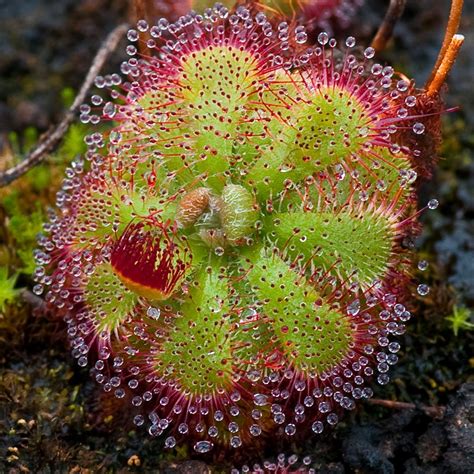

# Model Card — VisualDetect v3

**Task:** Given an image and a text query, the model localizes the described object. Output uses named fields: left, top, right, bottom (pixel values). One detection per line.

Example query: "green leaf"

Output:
left=445, top=306, right=474, bottom=337
left=0, top=267, right=19, bottom=312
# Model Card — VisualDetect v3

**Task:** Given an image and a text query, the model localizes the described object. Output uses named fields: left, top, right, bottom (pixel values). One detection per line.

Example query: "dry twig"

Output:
left=366, top=398, right=446, bottom=419
left=427, top=34, right=465, bottom=97
left=0, top=23, right=128, bottom=188
left=426, top=0, right=464, bottom=88
left=371, top=0, right=407, bottom=52
left=133, top=0, right=153, bottom=56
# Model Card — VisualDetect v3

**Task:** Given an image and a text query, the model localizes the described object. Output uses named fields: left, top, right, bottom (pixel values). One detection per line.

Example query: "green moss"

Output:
left=445, top=306, right=474, bottom=337
left=2, top=195, right=45, bottom=273
left=0, top=267, right=19, bottom=312
left=0, top=120, right=93, bottom=274
left=56, top=123, right=88, bottom=160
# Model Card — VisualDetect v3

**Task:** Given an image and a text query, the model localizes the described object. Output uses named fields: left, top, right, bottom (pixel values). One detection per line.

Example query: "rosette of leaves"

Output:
left=36, top=3, right=435, bottom=453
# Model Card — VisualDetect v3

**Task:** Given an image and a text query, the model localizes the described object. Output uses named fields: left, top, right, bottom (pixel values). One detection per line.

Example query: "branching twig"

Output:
left=427, top=34, right=464, bottom=96
left=426, top=0, right=464, bottom=88
left=366, top=398, right=446, bottom=419
left=0, top=23, right=129, bottom=188
left=133, top=0, right=152, bottom=56
left=371, top=0, right=407, bottom=52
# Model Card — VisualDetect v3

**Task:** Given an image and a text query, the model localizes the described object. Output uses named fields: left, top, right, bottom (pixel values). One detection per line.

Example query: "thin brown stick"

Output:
left=371, top=0, right=407, bottom=52
left=133, top=0, right=147, bottom=20
left=426, top=0, right=464, bottom=87
left=133, top=0, right=151, bottom=56
left=133, top=0, right=154, bottom=56
left=366, top=398, right=446, bottom=418
left=0, top=23, right=128, bottom=188
left=426, top=34, right=464, bottom=96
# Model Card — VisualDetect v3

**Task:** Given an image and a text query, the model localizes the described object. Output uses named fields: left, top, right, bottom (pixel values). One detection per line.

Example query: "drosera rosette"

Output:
left=33, top=2, right=462, bottom=454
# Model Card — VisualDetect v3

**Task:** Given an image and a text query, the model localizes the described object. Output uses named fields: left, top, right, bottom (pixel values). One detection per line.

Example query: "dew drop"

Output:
left=327, top=413, right=338, bottom=425
left=127, top=29, right=139, bottom=41
left=397, top=80, right=409, bottom=92
left=371, top=63, right=383, bottom=75
left=407, top=169, right=418, bottom=184
left=132, top=396, right=142, bottom=406
left=149, top=424, right=162, bottom=436
left=388, top=342, right=401, bottom=353
left=94, top=76, right=105, bottom=88
left=250, top=424, right=262, bottom=436
left=285, top=424, right=296, bottom=436
left=91, top=95, right=103, bottom=106
left=254, top=393, right=268, bottom=406
left=178, top=423, right=189, bottom=434
left=110, top=130, right=122, bottom=144
left=376, top=179, right=387, bottom=192
left=417, top=284, right=430, bottom=296
left=295, top=31, right=307, bottom=44
left=165, top=436, right=176, bottom=448
left=347, top=299, right=360, bottom=317
left=413, top=122, right=425, bottom=134
left=317, top=32, right=329, bottom=45
left=312, top=421, right=324, bottom=434
left=103, top=102, right=116, bottom=118
left=114, top=388, right=125, bottom=399
left=397, top=107, right=408, bottom=118
left=230, top=436, right=242, bottom=448
left=147, top=306, right=161, bottom=320
left=418, top=260, right=429, bottom=271
left=150, top=26, right=161, bottom=38
left=133, top=415, right=144, bottom=426
left=126, top=45, right=137, bottom=56
left=428, top=199, right=439, bottom=210
left=377, top=374, right=390, bottom=385
left=345, top=36, right=356, bottom=47
left=137, top=19, right=149, bottom=32
left=364, top=47, right=375, bottom=59
left=214, top=246, right=225, bottom=256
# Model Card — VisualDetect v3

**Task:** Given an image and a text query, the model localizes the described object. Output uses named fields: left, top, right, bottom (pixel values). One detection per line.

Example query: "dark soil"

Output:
left=0, top=1, right=473, bottom=473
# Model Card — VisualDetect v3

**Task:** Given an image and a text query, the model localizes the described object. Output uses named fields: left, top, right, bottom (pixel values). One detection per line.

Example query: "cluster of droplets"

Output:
left=233, top=452, right=314, bottom=473
left=34, top=3, right=438, bottom=454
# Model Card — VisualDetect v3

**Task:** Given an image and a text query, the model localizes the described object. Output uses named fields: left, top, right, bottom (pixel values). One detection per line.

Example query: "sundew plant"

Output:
left=33, top=2, right=462, bottom=455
